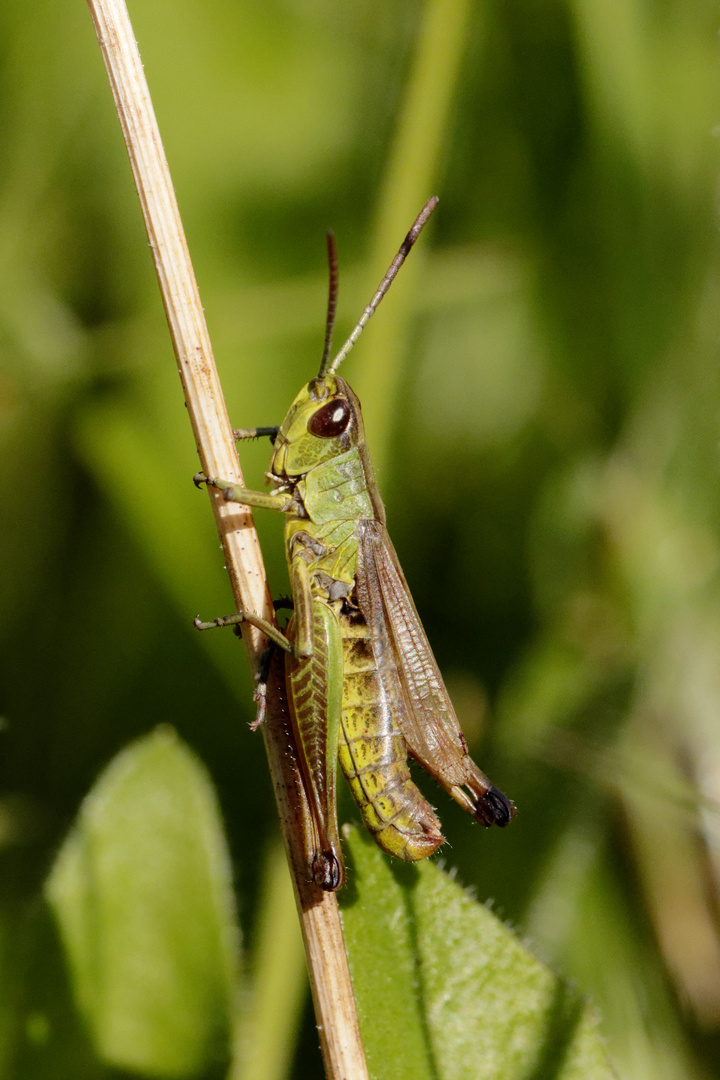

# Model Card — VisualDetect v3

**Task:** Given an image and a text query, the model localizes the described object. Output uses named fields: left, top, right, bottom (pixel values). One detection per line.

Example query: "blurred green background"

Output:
left=1, top=0, right=720, bottom=1076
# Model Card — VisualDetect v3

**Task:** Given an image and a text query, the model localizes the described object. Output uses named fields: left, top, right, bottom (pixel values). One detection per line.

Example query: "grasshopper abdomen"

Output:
left=338, top=612, right=445, bottom=861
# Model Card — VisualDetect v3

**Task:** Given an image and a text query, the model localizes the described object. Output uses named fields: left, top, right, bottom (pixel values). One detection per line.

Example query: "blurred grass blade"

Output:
left=340, top=827, right=613, bottom=1080
left=355, top=0, right=475, bottom=459
left=74, top=399, right=254, bottom=694
left=45, top=728, right=240, bottom=1078
left=233, top=839, right=307, bottom=1080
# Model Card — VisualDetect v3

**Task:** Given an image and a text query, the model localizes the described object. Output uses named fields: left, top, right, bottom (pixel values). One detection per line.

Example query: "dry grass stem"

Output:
left=85, top=1, right=368, bottom=1076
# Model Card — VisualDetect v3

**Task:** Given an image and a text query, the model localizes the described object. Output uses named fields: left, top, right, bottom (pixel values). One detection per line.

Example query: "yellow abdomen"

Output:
left=337, top=614, right=444, bottom=861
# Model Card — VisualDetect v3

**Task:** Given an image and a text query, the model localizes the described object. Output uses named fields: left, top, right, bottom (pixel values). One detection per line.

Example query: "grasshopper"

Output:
left=196, top=198, right=515, bottom=890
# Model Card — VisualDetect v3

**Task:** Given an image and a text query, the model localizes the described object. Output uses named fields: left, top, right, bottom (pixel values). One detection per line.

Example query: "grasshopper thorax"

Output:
left=269, top=375, right=365, bottom=480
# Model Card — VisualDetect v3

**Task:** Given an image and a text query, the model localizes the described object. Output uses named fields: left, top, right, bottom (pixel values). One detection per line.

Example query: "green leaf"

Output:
left=44, top=728, right=240, bottom=1079
left=340, top=827, right=613, bottom=1080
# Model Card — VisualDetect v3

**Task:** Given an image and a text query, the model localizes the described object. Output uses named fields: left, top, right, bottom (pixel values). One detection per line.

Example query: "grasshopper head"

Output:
left=269, top=374, right=364, bottom=479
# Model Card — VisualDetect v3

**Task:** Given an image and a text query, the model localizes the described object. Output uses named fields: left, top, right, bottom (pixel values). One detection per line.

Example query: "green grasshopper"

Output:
left=196, top=198, right=514, bottom=890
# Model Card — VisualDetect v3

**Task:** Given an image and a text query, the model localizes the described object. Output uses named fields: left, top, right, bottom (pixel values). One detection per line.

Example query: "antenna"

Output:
left=317, top=196, right=438, bottom=378
left=319, top=231, right=339, bottom=375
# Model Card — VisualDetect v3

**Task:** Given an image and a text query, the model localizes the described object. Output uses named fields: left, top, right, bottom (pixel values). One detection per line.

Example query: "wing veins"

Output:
left=356, top=521, right=487, bottom=793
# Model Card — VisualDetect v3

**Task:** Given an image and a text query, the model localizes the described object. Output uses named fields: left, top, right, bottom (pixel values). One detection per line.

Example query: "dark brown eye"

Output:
left=308, top=398, right=352, bottom=438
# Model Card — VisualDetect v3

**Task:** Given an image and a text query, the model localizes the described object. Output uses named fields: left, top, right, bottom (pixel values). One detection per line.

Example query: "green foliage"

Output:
left=340, top=827, right=612, bottom=1080
left=45, top=729, right=239, bottom=1078
left=0, top=0, right=719, bottom=1076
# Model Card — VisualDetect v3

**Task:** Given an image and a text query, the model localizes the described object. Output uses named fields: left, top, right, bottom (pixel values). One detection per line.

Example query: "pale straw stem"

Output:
left=85, top=2, right=368, bottom=1077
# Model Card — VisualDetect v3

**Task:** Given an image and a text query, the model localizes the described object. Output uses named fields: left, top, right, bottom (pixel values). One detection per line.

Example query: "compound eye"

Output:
left=308, top=398, right=352, bottom=438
